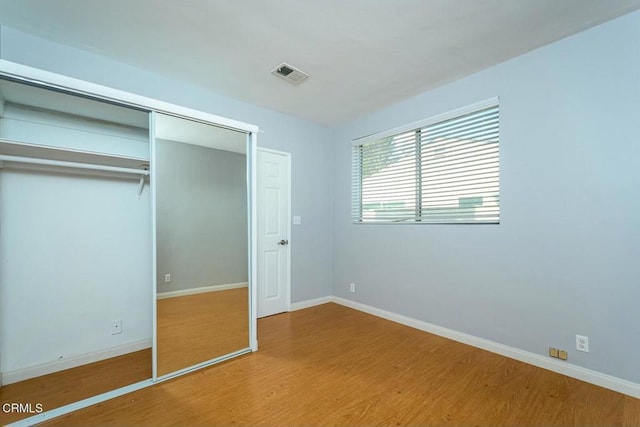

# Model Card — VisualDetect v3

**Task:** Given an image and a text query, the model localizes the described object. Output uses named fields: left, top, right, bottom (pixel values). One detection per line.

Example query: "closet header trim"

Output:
left=0, top=60, right=259, bottom=135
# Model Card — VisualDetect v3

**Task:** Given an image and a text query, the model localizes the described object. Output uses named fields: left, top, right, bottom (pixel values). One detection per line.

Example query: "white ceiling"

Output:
left=1, top=0, right=639, bottom=126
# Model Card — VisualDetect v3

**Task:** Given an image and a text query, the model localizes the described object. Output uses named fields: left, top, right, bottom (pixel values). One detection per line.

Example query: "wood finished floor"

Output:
left=0, top=288, right=248, bottom=425
left=0, top=349, right=151, bottom=425
left=157, top=287, right=249, bottom=376
left=41, top=303, right=640, bottom=426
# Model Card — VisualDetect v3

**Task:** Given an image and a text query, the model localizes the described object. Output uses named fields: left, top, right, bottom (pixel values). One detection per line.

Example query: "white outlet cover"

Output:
left=293, top=216, right=301, bottom=225
left=112, top=320, right=123, bottom=335
left=576, top=335, right=589, bottom=352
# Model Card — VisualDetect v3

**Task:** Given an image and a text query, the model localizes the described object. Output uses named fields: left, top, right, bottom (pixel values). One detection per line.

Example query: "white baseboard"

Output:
left=289, top=295, right=640, bottom=399
left=2, top=339, right=151, bottom=385
left=329, top=296, right=640, bottom=399
left=289, top=296, right=333, bottom=311
left=157, top=282, right=248, bottom=300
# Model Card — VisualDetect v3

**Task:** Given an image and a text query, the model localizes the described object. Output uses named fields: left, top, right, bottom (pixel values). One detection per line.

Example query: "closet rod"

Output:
left=0, top=154, right=149, bottom=176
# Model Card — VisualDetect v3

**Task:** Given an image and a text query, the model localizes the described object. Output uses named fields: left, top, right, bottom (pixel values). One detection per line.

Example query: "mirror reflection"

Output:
left=0, top=78, right=152, bottom=424
left=154, top=114, right=249, bottom=376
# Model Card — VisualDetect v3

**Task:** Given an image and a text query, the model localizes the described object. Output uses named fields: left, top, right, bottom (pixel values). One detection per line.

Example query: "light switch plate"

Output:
left=293, top=216, right=301, bottom=225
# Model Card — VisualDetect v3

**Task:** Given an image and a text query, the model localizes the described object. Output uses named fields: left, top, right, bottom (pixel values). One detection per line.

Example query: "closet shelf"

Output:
left=0, top=138, right=149, bottom=174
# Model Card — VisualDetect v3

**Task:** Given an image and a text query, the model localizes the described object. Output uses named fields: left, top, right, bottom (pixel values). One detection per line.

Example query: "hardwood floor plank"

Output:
left=0, top=349, right=151, bottom=425
left=40, top=303, right=640, bottom=426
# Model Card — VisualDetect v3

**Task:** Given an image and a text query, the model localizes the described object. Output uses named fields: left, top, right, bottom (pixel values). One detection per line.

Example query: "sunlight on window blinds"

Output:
left=352, top=103, right=499, bottom=224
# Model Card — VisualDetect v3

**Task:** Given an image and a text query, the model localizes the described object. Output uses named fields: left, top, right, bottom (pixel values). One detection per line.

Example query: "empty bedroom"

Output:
left=0, top=1, right=639, bottom=426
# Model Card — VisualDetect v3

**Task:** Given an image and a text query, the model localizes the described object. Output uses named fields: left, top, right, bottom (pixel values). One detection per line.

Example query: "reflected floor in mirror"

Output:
left=0, top=349, right=151, bottom=425
left=157, top=287, right=249, bottom=376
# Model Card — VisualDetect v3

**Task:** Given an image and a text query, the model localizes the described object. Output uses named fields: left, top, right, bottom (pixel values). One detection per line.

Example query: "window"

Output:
left=352, top=99, right=499, bottom=224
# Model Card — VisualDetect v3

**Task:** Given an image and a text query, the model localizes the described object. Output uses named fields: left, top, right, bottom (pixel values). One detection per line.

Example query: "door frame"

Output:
left=256, top=147, right=292, bottom=318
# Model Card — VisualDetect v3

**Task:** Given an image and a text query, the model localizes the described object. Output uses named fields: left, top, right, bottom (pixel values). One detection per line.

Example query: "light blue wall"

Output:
left=156, top=140, right=248, bottom=293
left=332, top=11, right=640, bottom=383
left=0, top=26, right=333, bottom=303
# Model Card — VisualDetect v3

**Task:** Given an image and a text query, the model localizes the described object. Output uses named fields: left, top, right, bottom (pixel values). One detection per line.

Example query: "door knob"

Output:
left=278, top=239, right=289, bottom=246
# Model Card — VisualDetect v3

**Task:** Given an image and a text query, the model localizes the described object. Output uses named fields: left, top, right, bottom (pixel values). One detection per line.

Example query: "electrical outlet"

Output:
left=558, top=350, right=568, bottom=360
left=164, top=273, right=171, bottom=283
left=549, top=347, right=559, bottom=358
left=576, top=335, right=589, bottom=352
left=349, top=283, right=355, bottom=293
left=111, top=320, right=122, bottom=335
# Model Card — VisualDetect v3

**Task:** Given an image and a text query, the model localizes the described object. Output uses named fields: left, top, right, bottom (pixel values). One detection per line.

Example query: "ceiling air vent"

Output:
left=271, top=63, right=309, bottom=85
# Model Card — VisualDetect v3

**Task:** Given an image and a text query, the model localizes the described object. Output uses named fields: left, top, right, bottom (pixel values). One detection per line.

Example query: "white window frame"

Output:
left=351, top=97, right=500, bottom=225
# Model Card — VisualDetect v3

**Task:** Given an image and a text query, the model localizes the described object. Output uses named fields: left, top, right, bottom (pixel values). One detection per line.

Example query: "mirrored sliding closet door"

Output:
left=153, top=113, right=250, bottom=377
left=0, top=77, right=153, bottom=424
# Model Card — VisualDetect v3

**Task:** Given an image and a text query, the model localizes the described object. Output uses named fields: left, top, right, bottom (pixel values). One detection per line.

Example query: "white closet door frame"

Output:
left=0, top=59, right=259, bottom=425
left=0, top=60, right=258, bottom=135
left=150, top=113, right=258, bottom=381
left=249, top=132, right=259, bottom=351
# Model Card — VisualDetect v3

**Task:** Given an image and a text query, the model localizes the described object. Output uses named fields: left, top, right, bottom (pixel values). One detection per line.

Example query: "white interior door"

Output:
left=257, top=148, right=291, bottom=317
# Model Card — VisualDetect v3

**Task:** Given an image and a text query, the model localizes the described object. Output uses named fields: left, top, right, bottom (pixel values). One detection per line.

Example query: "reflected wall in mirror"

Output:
left=154, top=114, right=249, bottom=377
left=0, top=78, right=152, bottom=425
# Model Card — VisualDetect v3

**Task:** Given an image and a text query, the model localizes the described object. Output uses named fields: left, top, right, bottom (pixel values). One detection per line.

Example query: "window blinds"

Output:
left=352, top=101, right=499, bottom=224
